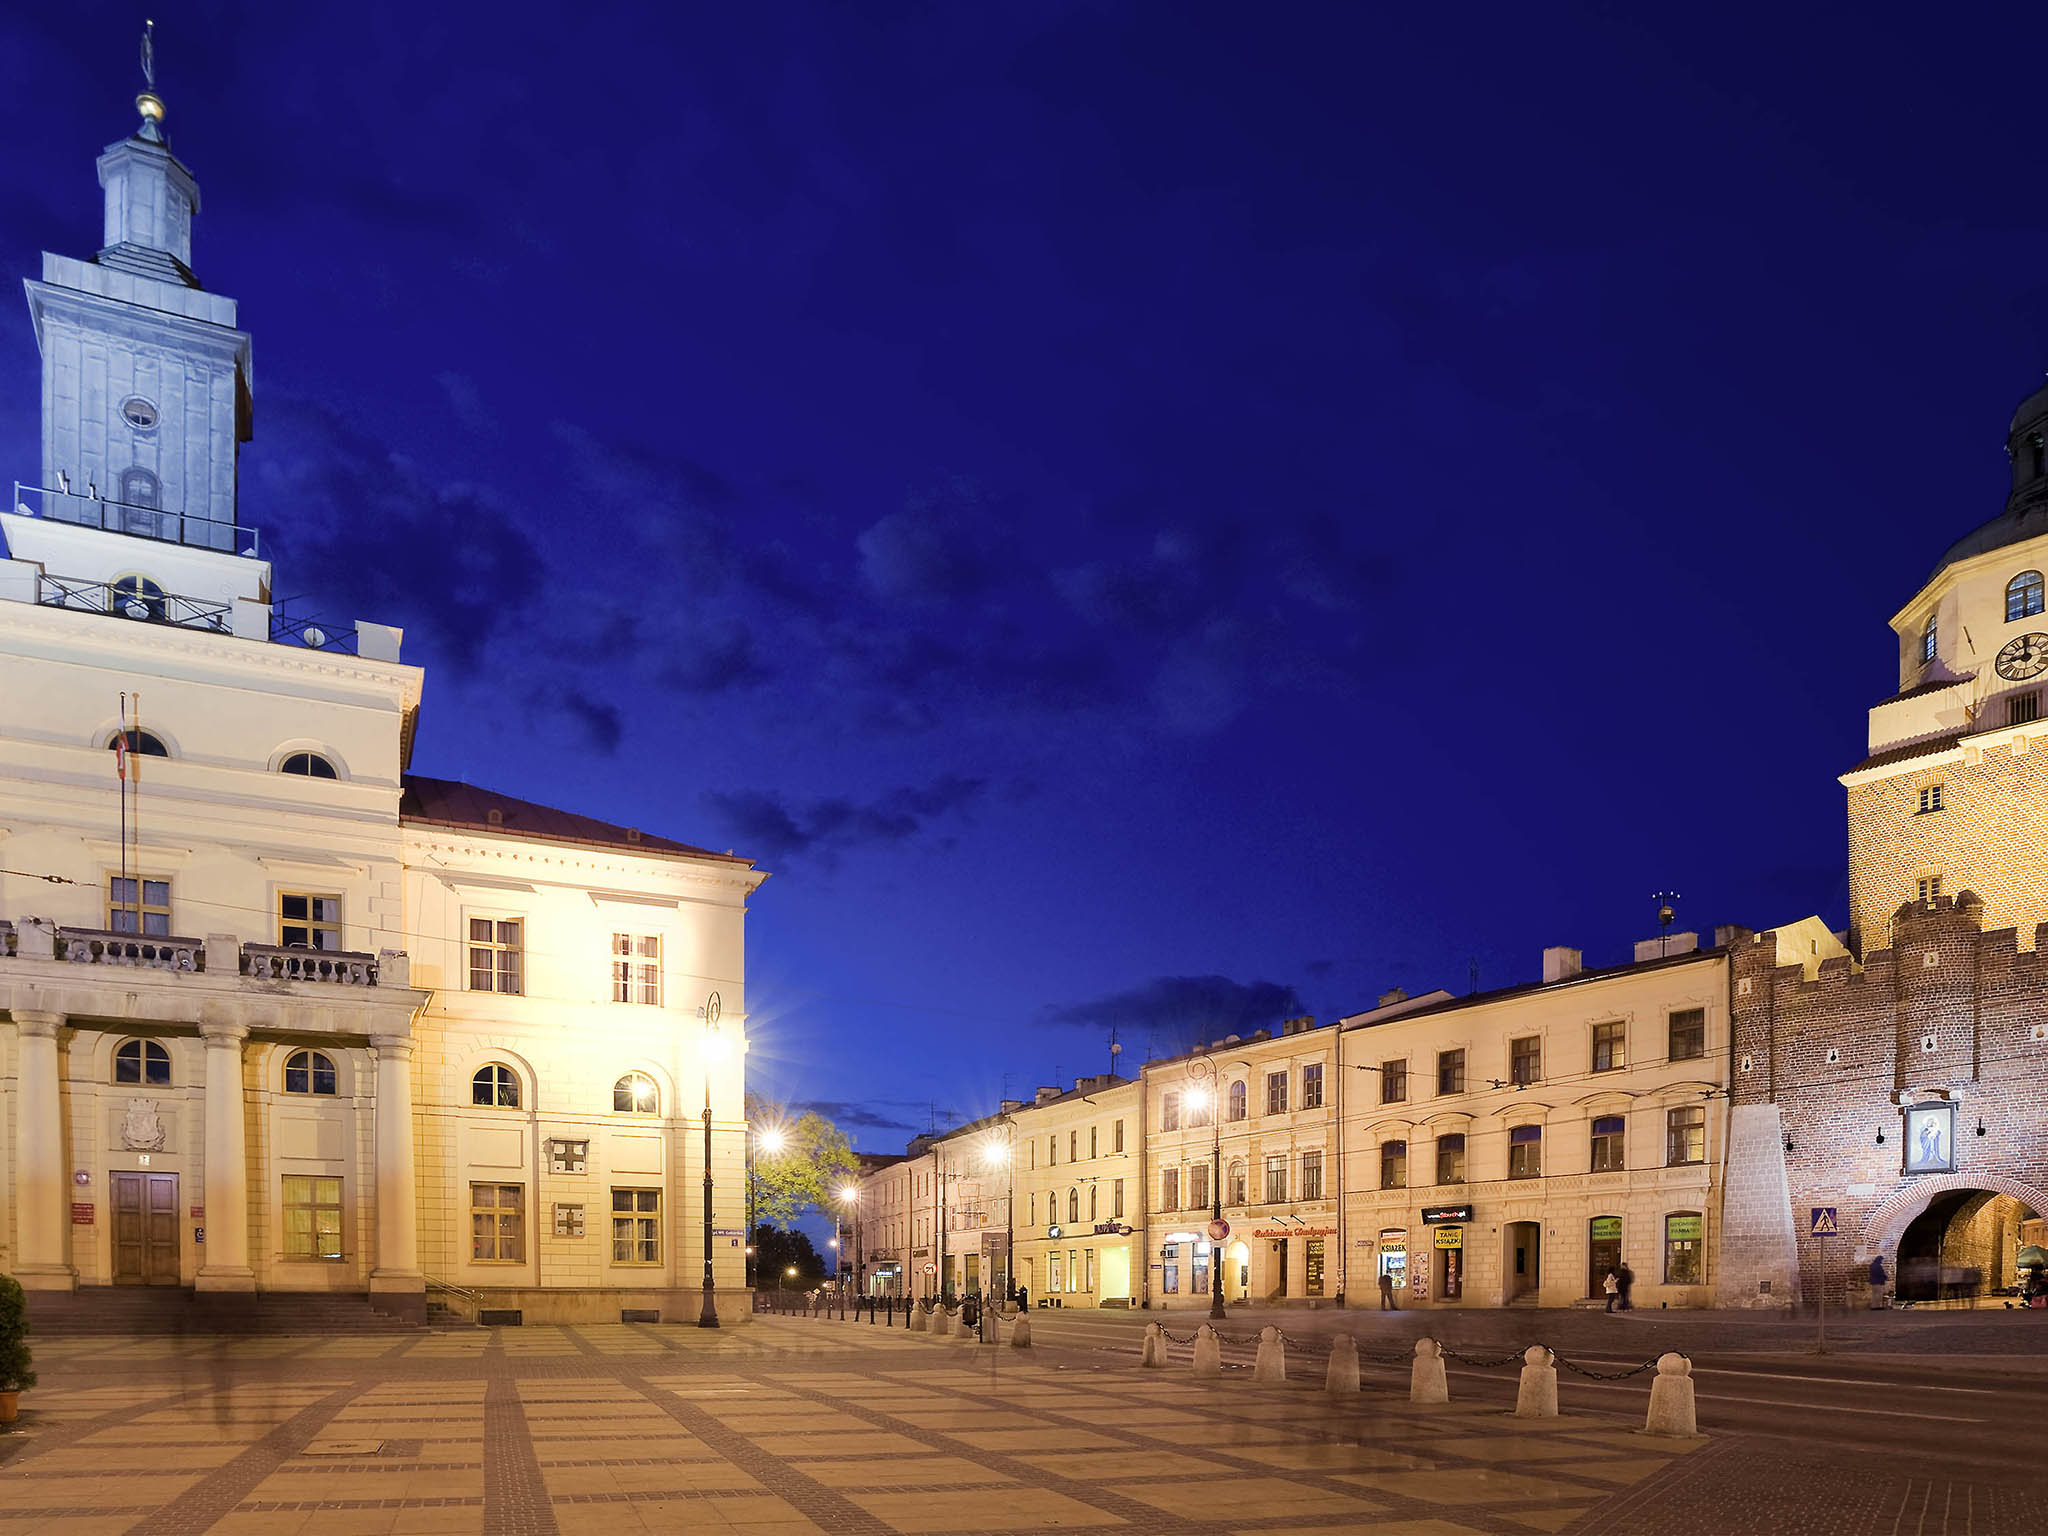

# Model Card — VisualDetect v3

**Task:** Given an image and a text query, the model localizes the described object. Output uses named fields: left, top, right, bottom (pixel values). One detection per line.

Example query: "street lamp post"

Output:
left=837, top=1184, right=860, bottom=1295
left=696, top=992, right=728, bottom=1329
left=748, top=1124, right=787, bottom=1291
left=1188, top=1059, right=1227, bottom=1320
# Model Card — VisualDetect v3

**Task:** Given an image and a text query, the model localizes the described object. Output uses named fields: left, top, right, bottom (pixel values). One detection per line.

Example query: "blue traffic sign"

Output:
left=1810, top=1207, right=1838, bottom=1235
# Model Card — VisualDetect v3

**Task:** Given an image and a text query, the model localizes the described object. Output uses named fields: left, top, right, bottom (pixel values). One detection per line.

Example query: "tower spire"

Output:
left=136, top=19, right=166, bottom=144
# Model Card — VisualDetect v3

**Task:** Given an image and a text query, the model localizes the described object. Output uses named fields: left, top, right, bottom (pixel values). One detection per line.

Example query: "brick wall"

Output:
left=1732, top=896, right=2048, bottom=1305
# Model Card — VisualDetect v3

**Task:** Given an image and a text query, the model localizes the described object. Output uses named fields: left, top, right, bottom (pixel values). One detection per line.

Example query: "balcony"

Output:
left=13, top=481, right=258, bottom=557
left=38, top=572, right=232, bottom=635
left=240, top=944, right=381, bottom=986
left=54, top=926, right=207, bottom=971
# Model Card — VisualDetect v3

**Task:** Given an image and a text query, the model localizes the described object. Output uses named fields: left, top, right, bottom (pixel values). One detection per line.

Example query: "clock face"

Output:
left=1995, top=632, right=2048, bottom=681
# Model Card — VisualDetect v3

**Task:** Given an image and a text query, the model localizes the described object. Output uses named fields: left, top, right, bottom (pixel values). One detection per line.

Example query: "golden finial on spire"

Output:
left=136, top=19, right=166, bottom=139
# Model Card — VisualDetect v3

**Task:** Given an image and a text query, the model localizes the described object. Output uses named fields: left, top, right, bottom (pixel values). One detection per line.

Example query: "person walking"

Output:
left=1868, top=1255, right=1888, bottom=1309
left=1602, top=1269, right=1619, bottom=1313
left=1379, top=1270, right=1397, bottom=1311
left=1617, top=1262, right=1635, bottom=1311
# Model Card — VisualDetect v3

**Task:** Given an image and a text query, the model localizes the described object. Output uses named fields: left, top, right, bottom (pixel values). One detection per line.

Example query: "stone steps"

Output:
left=25, top=1286, right=433, bottom=1335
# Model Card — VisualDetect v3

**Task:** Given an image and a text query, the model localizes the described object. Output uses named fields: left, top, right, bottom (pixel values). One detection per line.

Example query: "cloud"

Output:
left=793, top=1098, right=944, bottom=1136
left=436, top=371, right=494, bottom=435
left=1304, top=958, right=1336, bottom=977
left=703, top=775, right=986, bottom=861
left=1042, top=975, right=1306, bottom=1050
left=855, top=479, right=1001, bottom=605
left=555, top=690, right=623, bottom=755
left=656, top=619, right=774, bottom=694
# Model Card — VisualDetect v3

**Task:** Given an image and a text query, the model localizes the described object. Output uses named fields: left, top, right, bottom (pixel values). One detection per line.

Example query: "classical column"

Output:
left=196, top=1021, right=255, bottom=1290
left=368, top=1033, right=423, bottom=1313
left=11, top=1010, right=75, bottom=1290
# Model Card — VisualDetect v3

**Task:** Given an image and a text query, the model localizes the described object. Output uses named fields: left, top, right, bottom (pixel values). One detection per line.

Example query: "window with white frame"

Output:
left=611, top=932, right=662, bottom=1004
left=468, top=918, right=523, bottom=993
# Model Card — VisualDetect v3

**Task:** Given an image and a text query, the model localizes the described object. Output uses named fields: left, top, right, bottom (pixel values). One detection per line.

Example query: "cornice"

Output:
left=406, top=831, right=764, bottom=896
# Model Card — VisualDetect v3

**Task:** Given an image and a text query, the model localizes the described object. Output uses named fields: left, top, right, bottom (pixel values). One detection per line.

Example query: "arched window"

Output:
left=1088, top=1184, right=1098, bottom=1220
left=280, top=751, right=338, bottom=779
left=613, top=1072, right=658, bottom=1113
left=109, top=728, right=169, bottom=757
left=1226, top=1159, right=1247, bottom=1205
left=110, top=575, right=165, bottom=621
left=119, top=467, right=160, bottom=509
left=1227, top=1081, right=1247, bottom=1122
left=2008, top=571, right=2045, bottom=623
left=1920, top=611, right=1938, bottom=664
left=472, top=1063, right=520, bottom=1108
left=284, top=1049, right=338, bottom=1096
left=1067, top=1188, right=1080, bottom=1223
left=114, top=1039, right=171, bottom=1085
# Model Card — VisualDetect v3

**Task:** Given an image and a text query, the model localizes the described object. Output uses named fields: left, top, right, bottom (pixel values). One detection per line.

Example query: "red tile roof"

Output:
left=1844, top=732, right=1967, bottom=775
left=399, top=774, right=750, bottom=864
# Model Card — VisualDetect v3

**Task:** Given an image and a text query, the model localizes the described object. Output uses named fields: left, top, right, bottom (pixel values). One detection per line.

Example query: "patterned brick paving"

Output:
left=0, top=1315, right=2027, bottom=1535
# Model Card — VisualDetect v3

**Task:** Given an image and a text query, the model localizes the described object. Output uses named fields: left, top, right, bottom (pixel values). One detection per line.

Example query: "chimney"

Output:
left=1713, top=924, right=1753, bottom=949
left=1034, top=1085, right=1061, bottom=1104
left=1377, top=987, right=1408, bottom=1008
left=1633, top=932, right=1699, bottom=963
left=1541, top=947, right=1583, bottom=983
left=998, top=1099, right=1024, bottom=1115
left=1281, top=1015, right=1315, bottom=1036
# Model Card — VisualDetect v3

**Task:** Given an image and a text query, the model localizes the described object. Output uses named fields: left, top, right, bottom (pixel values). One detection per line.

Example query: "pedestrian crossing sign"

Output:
left=1811, top=1207, right=1838, bottom=1235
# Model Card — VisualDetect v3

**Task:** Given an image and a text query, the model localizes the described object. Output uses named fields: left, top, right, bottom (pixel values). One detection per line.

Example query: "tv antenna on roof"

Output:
left=1108, top=1027, right=1122, bottom=1079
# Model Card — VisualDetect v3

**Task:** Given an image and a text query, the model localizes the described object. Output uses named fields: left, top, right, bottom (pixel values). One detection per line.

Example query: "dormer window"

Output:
left=109, top=728, right=169, bottom=757
left=2008, top=571, right=2044, bottom=623
left=280, top=751, right=338, bottom=779
left=1920, top=612, right=1938, bottom=664
left=118, top=467, right=160, bottom=509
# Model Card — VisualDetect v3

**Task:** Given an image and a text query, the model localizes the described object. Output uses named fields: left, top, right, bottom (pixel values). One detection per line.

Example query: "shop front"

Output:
left=1421, top=1203, right=1471, bottom=1303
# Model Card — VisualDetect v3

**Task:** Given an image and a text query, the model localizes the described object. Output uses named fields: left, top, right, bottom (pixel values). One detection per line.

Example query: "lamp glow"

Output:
left=758, top=1126, right=787, bottom=1153
left=837, top=1184, right=859, bottom=1203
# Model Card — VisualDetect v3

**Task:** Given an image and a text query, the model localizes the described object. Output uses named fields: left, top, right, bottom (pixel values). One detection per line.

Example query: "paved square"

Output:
left=0, top=1313, right=1714, bottom=1535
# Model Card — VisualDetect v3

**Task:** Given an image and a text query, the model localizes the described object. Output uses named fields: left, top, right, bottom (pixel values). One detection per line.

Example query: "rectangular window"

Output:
left=1666, top=1106, right=1706, bottom=1166
left=1299, top=1149, right=1324, bottom=1200
left=1510, top=1036, right=1541, bottom=1086
left=1161, top=1093, right=1180, bottom=1132
left=1668, top=1008, right=1706, bottom=1061
left=1188, top=1090, right=1212, bottom=1128
left=1069, top=1130, right=1078, bottom=1162
left=1381, top=1060, right=1407, bottom=1103
left=1437, top=1049, right=1465, bottom=1096
left=1049, top=1135, right=1057, bottom=1166
left=1664, top=1213, right=1704, bottom=1285
left=1300, top=1063, right=1324, bottom=1110
left=547, top=1138, right=589, bottom=1174
left=2011, top=692, right=2041, bottom=727
left=1161, top=1243, right=1179, bottom=1294
left=1507, top=1125, right=1541, bottom=1179
left=1266, top=1071, right=1288, bottom=1115
left=468, top=918, right=524, bottom=994
left=1089, top=1184, right=1098, bottom=1220
left=1113, top=1119, right=1124, bottom=1153
left=1028, top=1192, right=1036, bottom=1226
left=1435, top=1133, right=1466, bottom=1184
left=282, top=1175, right=343, bottom=1261
left=1112, top=1178, right=1124, bottom=1218
left=1263, top=1154, right=1287, bottom=1204
left=1189, top=1160, right=1210, bottom=1209
left=1089, top=1126, right=1098, bottom=1158
left=611, top=933, right=661, bottom=1005
left=1228, top=1163, right=1247, bottom=1204
left=1918, top=875, right=1942, bottom=905
left=1161, top=1167, right=1180, bottom=1210
left=1380, top=1140, right=1407, bottom=1189
left=1590, top=1115, right=1626, bottom=1172
left=1591, top=1020, right=1626, bottom=1073
left=471, top=1182, right=525, bottom=1262
left=108, top=876, right=171, bottom=936
left=611, top=1188, right=660, bottom=1263
left=1917, top=784, right=1943, bottom=814
left=279, top=892, right=342, bottom=951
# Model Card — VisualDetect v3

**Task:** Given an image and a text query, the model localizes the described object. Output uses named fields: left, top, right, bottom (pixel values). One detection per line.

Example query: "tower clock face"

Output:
left=1995, top=632, right=2048, bottom=681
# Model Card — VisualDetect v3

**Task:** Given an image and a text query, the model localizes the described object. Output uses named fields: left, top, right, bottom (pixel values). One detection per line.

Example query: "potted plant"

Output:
left=0, top=1274, right=35, bottom=1424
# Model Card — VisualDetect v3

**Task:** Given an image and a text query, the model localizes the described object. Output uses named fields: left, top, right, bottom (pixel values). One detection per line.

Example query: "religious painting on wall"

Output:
left=1902, top=1102, right=1955, bottom=1175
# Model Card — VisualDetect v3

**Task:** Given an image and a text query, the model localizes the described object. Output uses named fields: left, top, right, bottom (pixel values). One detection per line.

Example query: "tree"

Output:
left=752, top=1224, right=826, bottom=1287
left=746, top=1092, right=858, bottom=1230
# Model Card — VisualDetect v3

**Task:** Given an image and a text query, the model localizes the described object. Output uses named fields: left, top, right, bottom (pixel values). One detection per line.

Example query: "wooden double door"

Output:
left=112, top=1171, right=180, bottom=1285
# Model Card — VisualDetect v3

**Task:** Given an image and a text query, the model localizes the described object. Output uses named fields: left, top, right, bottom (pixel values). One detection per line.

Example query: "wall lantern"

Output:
left=1875, top=1127, right=1887, bottom=1145
left=1975, top=1118, right=1987, bottom=1138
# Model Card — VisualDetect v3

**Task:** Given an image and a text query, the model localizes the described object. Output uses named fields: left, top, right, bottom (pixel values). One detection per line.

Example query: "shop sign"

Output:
left=1094, top=1222, right=1131, bottom=1236
left=1433, top=1225, right=1463, bottom=1250
left=1047, top=1225, right=1064, bottom=1239
left=1421, top=1204, right=1473, bottom=1224
left=70, top=1202, right=93, bottom=1225
left=911, top=1247, right=930, bottom=1257
left=1669, top=1215, right=1705, bottom=1242
left=1250, top=1225, right=1335, bottom=1239
left=1590, top=1216, right=1621, bottom=1241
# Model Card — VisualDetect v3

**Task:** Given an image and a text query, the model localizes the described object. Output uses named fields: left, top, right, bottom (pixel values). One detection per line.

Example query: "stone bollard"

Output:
left=1644, top=1353, right=1698, bottom=1437
left=932, top=1305, right=953, bottom=1337
left=911, top=1303, right=929, bottom=1333
left=1325, top=1334, right=1360, bottom=1395
left=1409, top=1338, right=1449, bottom=1405
left=1140, top=1323, right=1167, bottom=1367
left=1252, top=1326, right=1287, bottom=1385
left=1192, top=1324, right=1223, bottom=1378
left=1010, top=1315, right=1032, bottom=1348
left=1514, top=1345, right=1559, bottom=1419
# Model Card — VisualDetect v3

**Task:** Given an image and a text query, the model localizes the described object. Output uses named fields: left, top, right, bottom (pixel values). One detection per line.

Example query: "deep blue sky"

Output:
left=6, top=4, right=2046, bottom=1154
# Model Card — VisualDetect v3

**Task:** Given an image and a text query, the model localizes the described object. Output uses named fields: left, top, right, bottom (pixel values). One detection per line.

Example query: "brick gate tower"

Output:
left=1719, top=379, right=2048, bottom=1309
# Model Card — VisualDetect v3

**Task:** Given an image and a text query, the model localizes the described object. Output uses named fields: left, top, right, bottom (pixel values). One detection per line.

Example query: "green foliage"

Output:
left=751, top=1223, right=827, bottom=1284
left=746, top=1091, right=858, bottom=1231
left=0, top=1273, right=35, bottom=1393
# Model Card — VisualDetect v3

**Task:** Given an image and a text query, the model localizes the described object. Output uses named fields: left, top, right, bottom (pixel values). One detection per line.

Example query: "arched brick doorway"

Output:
left=1867, top=1179, right=2039, bottom=1302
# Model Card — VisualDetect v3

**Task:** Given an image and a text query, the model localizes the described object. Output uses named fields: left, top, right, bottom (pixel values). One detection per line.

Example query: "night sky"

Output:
left=6, top=4, right=2046, bottom=1156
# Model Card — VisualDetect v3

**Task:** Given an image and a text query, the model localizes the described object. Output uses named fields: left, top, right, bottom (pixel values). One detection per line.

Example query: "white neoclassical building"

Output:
left=0, top=68, right=763, bottom=1324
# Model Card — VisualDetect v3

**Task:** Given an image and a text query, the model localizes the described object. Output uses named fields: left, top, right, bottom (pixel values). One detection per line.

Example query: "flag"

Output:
left=114, top=729, right=128, bottom=780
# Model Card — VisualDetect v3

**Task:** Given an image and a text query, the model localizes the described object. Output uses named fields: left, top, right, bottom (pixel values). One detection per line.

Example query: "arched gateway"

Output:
left=1862, top=1175, right=2048, bottom=1302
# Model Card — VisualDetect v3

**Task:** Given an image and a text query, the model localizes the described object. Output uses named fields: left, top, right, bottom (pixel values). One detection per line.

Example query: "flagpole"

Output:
left=131, top=691, right=142, bottom=926
left=117, top=690, right=128, bottom=929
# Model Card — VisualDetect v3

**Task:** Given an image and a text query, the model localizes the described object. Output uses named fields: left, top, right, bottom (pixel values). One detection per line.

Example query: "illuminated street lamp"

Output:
left=747, top=1122, right=788, bottom=1290
left=1186, top=1060, right=1227, bottom=1321
left=836, top=1184, right=860, bottom=1294
left=980, top=1128, right=1017, bottom=1303
left=696, top=993, right=732, bottom=1328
